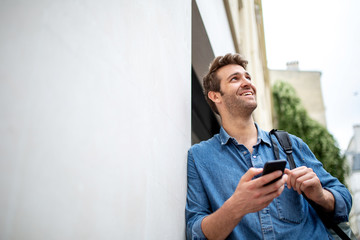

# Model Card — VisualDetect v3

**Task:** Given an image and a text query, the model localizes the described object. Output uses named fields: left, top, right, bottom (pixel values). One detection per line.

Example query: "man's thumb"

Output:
left=241, top=167, right=263, bottom=182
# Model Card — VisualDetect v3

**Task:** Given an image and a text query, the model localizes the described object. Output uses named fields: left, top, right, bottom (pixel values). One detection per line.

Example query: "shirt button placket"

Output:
left=251, top=155, right=262, bottom=168
left=259, top=207, right=275, bottom=240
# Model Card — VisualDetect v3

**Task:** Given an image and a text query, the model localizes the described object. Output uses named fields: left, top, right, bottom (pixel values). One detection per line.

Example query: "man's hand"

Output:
left=228, top=167, right=287, bottom=218
left=201, top=167, right=287, bottom=240
left=284, top=167, right=335, bottom=212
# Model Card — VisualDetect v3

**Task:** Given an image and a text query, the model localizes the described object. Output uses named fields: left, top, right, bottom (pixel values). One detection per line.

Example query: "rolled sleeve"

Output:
left=325, top=187, right=352, bottom=223
left=188, top=216, right=207, bottom=240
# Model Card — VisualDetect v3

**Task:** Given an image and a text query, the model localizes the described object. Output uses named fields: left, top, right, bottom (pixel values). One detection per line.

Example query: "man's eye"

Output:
left=231, top=77, right=237, bottom=81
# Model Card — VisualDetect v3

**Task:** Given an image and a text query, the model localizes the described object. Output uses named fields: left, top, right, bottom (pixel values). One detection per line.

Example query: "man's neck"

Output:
left=222, top=115, right=258, bottom=153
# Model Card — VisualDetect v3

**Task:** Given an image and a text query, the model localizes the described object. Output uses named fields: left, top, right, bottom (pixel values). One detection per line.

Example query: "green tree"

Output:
left=272, top=81, right=348, bottom=184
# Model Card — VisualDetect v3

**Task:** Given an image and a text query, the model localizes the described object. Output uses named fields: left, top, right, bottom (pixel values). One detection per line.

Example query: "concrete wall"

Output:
left=0, top=1, right=191, bottom=239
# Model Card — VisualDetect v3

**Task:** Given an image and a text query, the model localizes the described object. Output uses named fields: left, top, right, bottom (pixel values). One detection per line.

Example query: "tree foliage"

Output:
left=272, top=81, right=348, bottom=184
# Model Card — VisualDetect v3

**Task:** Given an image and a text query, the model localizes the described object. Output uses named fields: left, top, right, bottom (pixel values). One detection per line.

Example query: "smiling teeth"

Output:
left=243, top=92, right=252, bottom=96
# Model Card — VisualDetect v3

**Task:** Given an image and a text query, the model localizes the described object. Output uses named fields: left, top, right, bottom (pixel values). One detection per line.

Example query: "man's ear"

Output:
left=208, top=91, right=222, bottom=104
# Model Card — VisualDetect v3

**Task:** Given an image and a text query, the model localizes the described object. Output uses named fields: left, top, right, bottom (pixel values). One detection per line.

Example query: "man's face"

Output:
left=216, top=64, right=257, bottom=116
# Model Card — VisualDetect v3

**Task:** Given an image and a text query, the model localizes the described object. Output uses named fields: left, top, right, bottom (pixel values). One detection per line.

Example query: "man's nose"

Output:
left=240, top=78, right=252, bottom=88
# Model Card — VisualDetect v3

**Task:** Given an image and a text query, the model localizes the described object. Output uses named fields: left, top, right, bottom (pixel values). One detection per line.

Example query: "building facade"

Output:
left=346, top=124, right=360, bottom=237
left=269, top=62, right=327, bottom=127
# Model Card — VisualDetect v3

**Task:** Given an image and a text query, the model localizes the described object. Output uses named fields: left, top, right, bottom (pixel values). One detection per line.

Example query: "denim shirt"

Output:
left=186, top=124, right=352, bottom=240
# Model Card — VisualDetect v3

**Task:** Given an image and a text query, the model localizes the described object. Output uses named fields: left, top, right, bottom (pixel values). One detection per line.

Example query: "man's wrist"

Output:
left=223, top=195, right=245, bottom=222
left=317, top=189, right=335, bottom=212
left=201, top=196, right=245, bottom=240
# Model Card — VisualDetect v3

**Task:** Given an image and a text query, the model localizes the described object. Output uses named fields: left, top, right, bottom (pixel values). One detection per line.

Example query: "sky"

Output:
left=262, top=0, right=360, bottom=151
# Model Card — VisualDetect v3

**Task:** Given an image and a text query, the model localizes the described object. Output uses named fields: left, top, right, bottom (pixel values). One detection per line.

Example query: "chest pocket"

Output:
left=275, top=187, right=306, bottom=223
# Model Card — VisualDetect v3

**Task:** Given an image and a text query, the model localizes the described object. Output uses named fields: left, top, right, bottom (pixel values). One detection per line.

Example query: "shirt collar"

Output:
left=256, top=123, right=272, bottom=147
left=219, top=122, right=272, bottom=147
left=219, top=127, right=232, bottom=145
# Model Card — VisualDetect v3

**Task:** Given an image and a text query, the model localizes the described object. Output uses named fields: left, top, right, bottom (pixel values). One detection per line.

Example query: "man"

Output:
left=186, top=53, right=352, bottom=239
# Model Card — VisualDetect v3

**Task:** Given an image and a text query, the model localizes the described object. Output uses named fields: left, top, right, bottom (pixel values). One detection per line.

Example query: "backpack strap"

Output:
left=269, top=129, right=296, bottom=170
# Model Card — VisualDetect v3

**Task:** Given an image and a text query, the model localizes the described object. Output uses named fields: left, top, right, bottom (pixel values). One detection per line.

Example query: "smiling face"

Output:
left=212, top=64, right=257, bottom=117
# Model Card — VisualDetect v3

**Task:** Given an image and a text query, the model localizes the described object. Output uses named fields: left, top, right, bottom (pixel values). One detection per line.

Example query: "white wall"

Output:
left=0, top=1, right=191, bottom=239
left=195, top=0, right=236, bottom=56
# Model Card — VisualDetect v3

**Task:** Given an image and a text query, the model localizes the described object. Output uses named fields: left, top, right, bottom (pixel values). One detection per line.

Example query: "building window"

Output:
left=352, top=154, right=360, bottom=171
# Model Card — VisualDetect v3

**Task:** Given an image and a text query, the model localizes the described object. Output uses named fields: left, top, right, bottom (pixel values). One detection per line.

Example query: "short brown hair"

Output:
left=203, top=53, right=248, bottom=114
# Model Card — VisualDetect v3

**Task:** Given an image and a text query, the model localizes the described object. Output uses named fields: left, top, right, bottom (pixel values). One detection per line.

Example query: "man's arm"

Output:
left=201, top=168, right=287, bottom=240
left=284, top=136, right=353, bottom=224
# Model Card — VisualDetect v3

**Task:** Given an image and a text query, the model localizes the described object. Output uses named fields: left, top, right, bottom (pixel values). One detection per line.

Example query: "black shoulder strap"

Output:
left=269, top=129, right=296, bottom=169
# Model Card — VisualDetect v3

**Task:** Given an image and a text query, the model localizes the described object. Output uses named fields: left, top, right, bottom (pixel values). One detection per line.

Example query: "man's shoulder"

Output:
left=189, top=134, right=222, bottom=155
left=267, top=129, right=305, bottom=150
left=190, top=134, right=221, bottom=151
left=272, top=131, right=310, bottom=154
left=188, top=134, right=224, bottom=166
left=285, top=132, right=305, bottom=146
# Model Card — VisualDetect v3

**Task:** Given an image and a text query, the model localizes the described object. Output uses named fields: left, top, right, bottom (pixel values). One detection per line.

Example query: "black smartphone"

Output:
left=262, top=160, right=287, bottom=186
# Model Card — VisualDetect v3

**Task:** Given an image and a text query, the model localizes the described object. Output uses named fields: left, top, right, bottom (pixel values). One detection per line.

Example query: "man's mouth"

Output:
left=240, top=92, right=253, bottom=96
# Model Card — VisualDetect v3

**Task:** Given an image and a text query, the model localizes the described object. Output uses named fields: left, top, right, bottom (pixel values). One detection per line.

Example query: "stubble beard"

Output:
left=222, top=92, right=257, bottom=117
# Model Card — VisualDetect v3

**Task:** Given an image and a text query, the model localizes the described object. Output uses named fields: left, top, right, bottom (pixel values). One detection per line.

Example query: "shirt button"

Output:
left=243, top=151, right=247, bottom=155
left=253, top=155, right=257, bottom=158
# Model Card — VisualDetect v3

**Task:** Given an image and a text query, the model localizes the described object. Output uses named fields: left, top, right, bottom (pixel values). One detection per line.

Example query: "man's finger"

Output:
left=284, top=169, right=292, bottom=189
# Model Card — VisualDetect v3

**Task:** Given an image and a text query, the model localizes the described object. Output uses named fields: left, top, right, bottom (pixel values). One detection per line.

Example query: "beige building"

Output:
left=269, top=61, right=327, bottom=127
left=225, top=0, right=273, bottom=131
